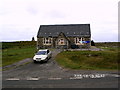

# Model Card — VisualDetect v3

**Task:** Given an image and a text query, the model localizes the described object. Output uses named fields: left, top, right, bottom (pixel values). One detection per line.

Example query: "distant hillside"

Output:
left=95, top=42, right=119, bottom=47
left=2, top=41, right=36, bottom=49
left=2, top=41, right=119, bottom=49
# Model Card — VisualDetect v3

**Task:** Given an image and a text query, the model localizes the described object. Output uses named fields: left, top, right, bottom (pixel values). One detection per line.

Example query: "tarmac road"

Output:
left=2, top=49, right=119, bottom=88
left=2, top=77, right=119, bottom=88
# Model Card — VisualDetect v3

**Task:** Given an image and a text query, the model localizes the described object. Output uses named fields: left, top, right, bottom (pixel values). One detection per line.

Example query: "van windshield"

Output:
left=36, top=51, right=47, bottom=55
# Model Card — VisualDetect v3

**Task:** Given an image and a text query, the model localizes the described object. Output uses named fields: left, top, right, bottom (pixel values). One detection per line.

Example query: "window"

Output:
left=75, top=38, right=78, bottom=43
left=36, top=51, right=47, bottom=55
left=43, top=38, right=52, bottom=45
left=58, top=38, right=65, bottom=45
left=49, top=38, right=51, bottom=43
left=60, top=39, right=64, bottom=44
left=46, top=38, right=49, bottom=44
left=74, top=37, right=84, bottom=45
left=43, top=38, right=45, bottom=44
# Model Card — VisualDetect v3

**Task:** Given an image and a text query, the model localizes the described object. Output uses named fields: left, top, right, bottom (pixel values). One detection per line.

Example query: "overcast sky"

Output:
left=0, top=0, right=119, bottom=42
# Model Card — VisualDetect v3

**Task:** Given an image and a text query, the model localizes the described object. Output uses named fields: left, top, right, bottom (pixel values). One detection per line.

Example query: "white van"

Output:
left=33, top=49, right=52, bottom=63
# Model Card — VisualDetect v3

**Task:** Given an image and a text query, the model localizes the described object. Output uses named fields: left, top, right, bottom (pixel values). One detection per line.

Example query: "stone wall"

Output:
left=37, top=37, right=91, bottom=49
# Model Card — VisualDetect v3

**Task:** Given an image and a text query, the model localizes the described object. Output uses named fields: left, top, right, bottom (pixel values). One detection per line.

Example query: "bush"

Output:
left=91, top=40, right=95, bottom=46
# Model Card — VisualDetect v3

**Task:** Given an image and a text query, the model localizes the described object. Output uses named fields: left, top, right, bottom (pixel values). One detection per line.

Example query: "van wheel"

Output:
left=45, top=58, right=49, bottom=62
left=34, top=61, right=37, bottom=63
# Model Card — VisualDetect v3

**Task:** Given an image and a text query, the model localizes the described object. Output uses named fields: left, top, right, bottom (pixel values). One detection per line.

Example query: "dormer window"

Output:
left=67, top=32, right=69, bottom=34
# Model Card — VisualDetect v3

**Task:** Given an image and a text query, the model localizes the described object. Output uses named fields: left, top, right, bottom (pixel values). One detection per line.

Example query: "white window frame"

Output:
left=43, top=38, right=52, bottom=45
left=74, top=37, right=84, bottom=45
left=58, top=38, right=65, bottom=45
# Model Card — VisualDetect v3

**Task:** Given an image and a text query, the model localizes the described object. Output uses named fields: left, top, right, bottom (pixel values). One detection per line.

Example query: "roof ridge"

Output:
left=40, top=24, right=90, bottom=26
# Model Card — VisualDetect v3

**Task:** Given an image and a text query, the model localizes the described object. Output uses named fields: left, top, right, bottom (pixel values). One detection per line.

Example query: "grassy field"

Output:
left=2, top=41, right=36, bottom=49
left=2, top=41, right=37, bottom=67
left=0, top=49, right=2, bottom=67
left=95, top=42, right=118, bottom=48
left=1, top=41, right=119, bottom=70
left=55, top=44, right=119, bottom=70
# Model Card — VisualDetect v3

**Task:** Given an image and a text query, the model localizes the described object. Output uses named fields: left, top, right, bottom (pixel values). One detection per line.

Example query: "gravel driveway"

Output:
left=2, top=49, right=64, bottom=79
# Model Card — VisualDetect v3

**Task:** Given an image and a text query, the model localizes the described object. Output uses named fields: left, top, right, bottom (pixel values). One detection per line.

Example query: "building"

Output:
left=37, top=24, right=91, bottom=49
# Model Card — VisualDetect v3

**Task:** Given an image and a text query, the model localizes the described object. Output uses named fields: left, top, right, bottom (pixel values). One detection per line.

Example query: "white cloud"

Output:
left=0, top=0, right=119, bottom=42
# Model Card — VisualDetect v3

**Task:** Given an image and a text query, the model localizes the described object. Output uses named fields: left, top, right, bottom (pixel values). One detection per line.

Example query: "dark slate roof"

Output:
left=37, top=24, right=91, bottom=37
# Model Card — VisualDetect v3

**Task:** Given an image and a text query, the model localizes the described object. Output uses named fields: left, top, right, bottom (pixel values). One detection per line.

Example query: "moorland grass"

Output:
left=55, top=50, right=119, bottom=70
left=2, top=41, right=37, bottom=67
left=2, top=41, right=55, bottom=67
left=2, top=47, right=36, bottom=67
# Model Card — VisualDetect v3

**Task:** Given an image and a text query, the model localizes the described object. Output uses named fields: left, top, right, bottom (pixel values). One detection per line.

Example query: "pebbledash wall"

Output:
left=37, top=24, right=91, bottom=49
